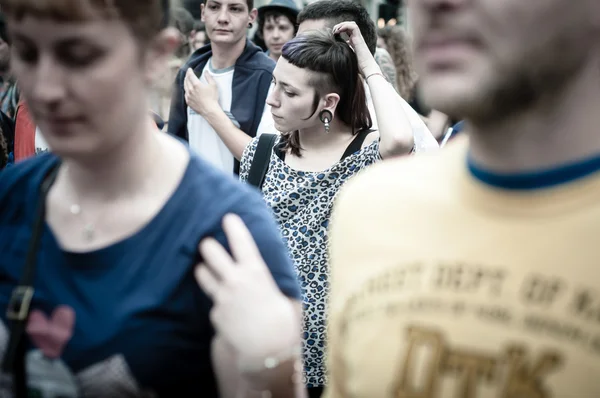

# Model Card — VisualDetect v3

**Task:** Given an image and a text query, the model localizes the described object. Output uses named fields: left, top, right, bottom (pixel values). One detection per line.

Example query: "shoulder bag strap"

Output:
left=2, top=162, right=60, bottom=397
left=340, top=129, right=373, bottom=160
left=247, top=134, right=277, bottom=189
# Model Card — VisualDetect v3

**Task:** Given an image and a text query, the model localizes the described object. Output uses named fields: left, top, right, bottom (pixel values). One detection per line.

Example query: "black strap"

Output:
left=2, top=162, right=60, bottom=397
left=340, top=129, right=373, bottom=160
left=247, top=134, right=277, bottom=189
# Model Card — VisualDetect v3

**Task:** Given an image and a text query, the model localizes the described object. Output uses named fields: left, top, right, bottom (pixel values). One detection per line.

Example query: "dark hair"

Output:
left=0, top=0, right=170, bottom=42
left=193, top=20, right=206, bottom=32
left=257, top=9, right=298, bottom=40
left=297, top=0, right=377, bottom=55
left=281, top=30, right=372, bottom=156
left=170, top=7, right=195, bottom=36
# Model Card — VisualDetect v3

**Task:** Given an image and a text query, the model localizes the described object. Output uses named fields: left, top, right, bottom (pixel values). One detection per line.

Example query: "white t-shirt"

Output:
left=187, top=60, right=274, bottom=173
left=364, top=82, right=439, bottom=152
left=35, top=127, right=49, bottom=155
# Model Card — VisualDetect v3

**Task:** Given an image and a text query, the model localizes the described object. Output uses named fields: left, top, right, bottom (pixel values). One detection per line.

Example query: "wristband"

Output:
left=365, top=71, right=387, bottom=82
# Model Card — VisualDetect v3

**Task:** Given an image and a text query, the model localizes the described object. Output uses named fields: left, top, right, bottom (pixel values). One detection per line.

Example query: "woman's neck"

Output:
left=59, top=118, right=174, bottom=202
left=297, top=119, right=354, bottom=152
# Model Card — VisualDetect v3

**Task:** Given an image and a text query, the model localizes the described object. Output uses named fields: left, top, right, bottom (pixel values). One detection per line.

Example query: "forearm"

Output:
left=365, top=67, right=415, bottom=157
left=204, top=107, right=252, bottom=161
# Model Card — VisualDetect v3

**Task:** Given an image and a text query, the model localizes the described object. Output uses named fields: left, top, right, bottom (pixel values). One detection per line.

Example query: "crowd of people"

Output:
left=0, top=0, right=599, bottom=397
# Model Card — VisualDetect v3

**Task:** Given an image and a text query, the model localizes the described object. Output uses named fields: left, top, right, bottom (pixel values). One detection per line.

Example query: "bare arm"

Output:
left=364, top=68, right=415, bottom=158
left=203, top=108, right=253, bottom=161
left=183, top=69, right=253, bottom=160
left=333, top=22, right=414, bottom=158
left=212, top=300, right=307, bottom=398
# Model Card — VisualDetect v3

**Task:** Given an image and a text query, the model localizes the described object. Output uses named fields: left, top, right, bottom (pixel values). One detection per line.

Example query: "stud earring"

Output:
left=319, top=110, right=332, bottom=134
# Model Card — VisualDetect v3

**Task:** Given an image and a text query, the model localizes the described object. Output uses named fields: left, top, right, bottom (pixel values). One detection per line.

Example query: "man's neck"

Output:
left=468, top=60, right=600, bottom=173
left=269, top=52, right=279, bottom=62
left=210, top=38, right=247, bottom=70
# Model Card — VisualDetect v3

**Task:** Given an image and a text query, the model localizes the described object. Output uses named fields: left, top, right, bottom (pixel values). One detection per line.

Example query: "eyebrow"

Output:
left=11, top=32, right=94, bottom=48
left=275, top=78, right=298, bottom=92
left=207, top=0, right=245, bottom=6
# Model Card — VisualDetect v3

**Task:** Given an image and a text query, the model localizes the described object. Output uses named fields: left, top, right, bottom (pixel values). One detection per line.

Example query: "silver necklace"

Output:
left=69, top=203, right=96, bottom=241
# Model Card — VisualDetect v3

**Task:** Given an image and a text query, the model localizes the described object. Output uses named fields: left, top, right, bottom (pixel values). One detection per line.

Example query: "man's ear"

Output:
left=249, top=8, right=258, bottom=25
left=144, top=27, right=180, bottom=83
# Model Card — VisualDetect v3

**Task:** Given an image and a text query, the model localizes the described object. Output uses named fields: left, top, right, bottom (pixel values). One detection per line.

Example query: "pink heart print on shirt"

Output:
left=26, top=306, right=75, bottom=359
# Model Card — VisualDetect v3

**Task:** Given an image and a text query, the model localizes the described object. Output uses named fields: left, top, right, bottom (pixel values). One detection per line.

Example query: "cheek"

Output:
left=283, top=30, right=294, bottom=41
left=283, top=96, right=315, bottom=120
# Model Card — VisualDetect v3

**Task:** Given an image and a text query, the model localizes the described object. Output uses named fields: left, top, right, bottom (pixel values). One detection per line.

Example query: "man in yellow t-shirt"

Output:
left=325, top=0, right=600, bottom=396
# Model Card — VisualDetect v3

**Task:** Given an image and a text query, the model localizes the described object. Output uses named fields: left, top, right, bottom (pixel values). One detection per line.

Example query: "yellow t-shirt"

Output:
left=325, top=137, right=600, bottom=398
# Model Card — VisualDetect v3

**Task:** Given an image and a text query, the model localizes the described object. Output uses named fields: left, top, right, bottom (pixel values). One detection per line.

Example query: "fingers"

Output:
left=332, top=21, right=358, bottom=35
left=195, top=263, right=219, bottom=298
left=204, top=72, right=216, bottom=85
left=184, top=68, right=200, bottom=92
left=199, top=237, right=236, bottom=281
left=222, top=214, right=263, bottom=266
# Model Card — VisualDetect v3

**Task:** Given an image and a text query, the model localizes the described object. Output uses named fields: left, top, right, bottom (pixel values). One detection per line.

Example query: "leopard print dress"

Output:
left=239, top=136, right=381, bottom=387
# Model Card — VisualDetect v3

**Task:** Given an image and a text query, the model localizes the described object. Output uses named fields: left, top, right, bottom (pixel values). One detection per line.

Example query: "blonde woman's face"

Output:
left=10, top=15, right=152, bottom=158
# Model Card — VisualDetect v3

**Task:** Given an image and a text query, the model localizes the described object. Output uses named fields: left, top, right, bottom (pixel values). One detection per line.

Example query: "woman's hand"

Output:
left=184, top=68, right=220, bottom=117
left=333, top=21, right=381, bottom=77
left=195, top=214, right=300, bottom=372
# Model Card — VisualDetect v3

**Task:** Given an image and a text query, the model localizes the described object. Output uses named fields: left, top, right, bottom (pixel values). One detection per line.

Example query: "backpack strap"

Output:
left=341, top=129, right=373, bottom=160
left=3, top=161, right=60, bottom=397
left=247, top=134, right=277, bottom=189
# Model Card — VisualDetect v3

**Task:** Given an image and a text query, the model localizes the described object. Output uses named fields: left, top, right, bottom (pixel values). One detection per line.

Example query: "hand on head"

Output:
left=333, top=21, right=380, bottom=77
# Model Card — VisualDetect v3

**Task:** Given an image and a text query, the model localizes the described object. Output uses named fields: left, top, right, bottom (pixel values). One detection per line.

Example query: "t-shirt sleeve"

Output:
left=238, top=136, right=260, bottom=183
left=226, top=192, right=300, bottom=300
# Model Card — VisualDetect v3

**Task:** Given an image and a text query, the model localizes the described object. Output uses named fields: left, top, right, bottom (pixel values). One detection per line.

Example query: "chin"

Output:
left=419, top=73, right=491, bottom=119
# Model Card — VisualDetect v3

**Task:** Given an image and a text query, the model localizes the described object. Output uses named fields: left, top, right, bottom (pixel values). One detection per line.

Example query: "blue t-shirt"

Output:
left=0, top=152, right=301, bottom=397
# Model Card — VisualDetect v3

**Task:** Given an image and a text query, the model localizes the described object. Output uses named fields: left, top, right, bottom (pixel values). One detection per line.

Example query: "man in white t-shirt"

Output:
left=168, top=0, right=276, bottom=174
left=296, top=0, right=438, bottom=152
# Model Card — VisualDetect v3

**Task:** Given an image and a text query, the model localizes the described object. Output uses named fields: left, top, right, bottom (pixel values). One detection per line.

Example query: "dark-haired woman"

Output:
left=0, top=0, right=303, bottom=397
left=238, top=23, right=417, bottom=397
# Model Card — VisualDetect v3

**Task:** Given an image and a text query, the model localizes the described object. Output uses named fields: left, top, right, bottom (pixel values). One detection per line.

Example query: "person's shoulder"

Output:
left=184, top=152, right=265, bottom=209
left=337, top=137, right=468, bottom=218
left=0, top=153, right=59, bottom=213
left=239, top=46, right=276, bottom=73
left=180, top=48, right=211, bottom=75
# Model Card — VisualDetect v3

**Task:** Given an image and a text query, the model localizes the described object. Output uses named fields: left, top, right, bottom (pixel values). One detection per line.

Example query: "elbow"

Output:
left=379, top=130, right=414, bottom=159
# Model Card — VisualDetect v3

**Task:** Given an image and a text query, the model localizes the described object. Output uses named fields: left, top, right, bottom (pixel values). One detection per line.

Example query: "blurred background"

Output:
left=181, top=0, right=408, bottom=31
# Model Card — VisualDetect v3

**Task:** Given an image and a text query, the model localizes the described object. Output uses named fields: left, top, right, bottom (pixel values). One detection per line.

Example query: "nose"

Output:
left=272, top=28, right=281, bottom=40
left=30, top=55, right=67, bottom=106
left=217, top=8, right=229, bottom=24
left=266, top=84, right=280, bottom=108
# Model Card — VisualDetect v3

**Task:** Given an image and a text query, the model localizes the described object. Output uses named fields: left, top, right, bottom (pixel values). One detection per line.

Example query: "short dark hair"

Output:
left=257, top=9, right=298, bottom=40
left=297, top=0, right=377, bottom=55
left=281, top=30, right=372, bottom=156
left=203, top=0, right=253, bottom=11
left=170, top=7, right=195, bottom=36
